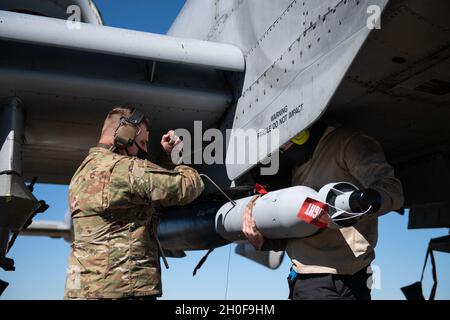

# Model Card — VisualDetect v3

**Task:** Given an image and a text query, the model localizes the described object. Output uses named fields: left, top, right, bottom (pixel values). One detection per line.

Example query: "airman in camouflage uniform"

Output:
left=64, top=106, right=204, bottom=299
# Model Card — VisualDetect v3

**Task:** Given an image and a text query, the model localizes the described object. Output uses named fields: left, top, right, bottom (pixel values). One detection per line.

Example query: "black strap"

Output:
left=419, top=248, right=429, bottom=282
left=193, top=248, right=215, bottom=276
left=419, top=244, right=438, bottom=300
left=155, top=234, right=169, bottom=270
left=428, top=249, right=438, bottom=300
left=127, top=109, right=145, bottom=125
left=151, top=214, right=169, bottom=269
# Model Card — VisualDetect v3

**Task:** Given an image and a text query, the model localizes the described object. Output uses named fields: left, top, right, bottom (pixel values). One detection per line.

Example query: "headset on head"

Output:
left=113, top=109, right=146, bottom=150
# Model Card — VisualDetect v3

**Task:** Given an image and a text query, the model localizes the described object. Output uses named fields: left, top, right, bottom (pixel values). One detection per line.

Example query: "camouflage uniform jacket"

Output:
left=64, top=146, right=204, bottom=299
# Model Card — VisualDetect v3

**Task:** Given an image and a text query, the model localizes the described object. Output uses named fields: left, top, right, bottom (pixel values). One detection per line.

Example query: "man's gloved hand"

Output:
left=161, top=130, right=183, bottom=165
left=242, top=196, right=264, bottom=250
left=349, top=188, right=381, bottom=214
left=161, top=130, right=182, bottom=155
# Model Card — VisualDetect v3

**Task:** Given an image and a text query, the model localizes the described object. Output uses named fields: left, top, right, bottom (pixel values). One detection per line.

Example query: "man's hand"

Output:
left=242, top=196, right=264, bottom=250
left=161, top=130, right=182, bottom=155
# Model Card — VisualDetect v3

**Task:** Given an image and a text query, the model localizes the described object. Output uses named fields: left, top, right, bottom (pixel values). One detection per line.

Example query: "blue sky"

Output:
left=1, top=1, right=449, bottom=300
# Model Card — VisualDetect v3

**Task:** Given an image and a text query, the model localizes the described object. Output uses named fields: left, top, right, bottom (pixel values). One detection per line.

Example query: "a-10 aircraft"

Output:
left=0, top=0, right=449, bottom=298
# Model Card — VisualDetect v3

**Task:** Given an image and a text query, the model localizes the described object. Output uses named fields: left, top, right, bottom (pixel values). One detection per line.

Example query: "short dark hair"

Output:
left=101, top=105, right=150, bottom=135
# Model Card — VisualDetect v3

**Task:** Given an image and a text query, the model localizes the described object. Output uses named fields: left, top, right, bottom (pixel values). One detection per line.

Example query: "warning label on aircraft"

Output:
left=297, top=198, right=330, bottom=228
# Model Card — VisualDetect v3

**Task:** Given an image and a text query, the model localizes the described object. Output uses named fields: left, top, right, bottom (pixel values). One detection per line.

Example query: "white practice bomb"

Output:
left=215, top=182, right=366, bottom=242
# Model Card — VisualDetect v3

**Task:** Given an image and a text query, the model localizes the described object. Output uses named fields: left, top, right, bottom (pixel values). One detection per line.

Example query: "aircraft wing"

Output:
left=169, top=0, right=450, bottom=231
left=170, top=0, right=391, bottom=180
left=0, top=9, right=244, bottom=184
